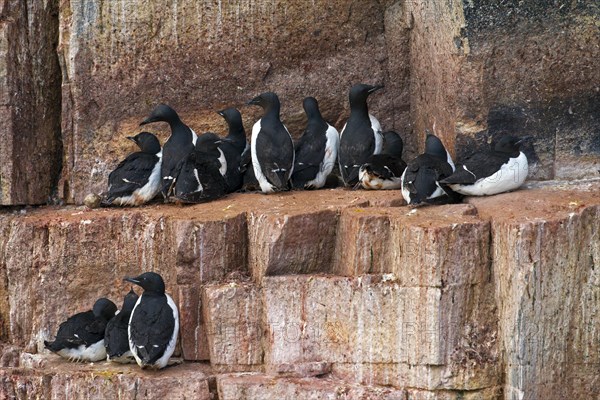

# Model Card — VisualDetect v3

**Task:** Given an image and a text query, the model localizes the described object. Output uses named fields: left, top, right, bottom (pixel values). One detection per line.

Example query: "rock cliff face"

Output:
left=0, top=186, right=599, bottom=399
left=1, top=1, right=598, bottom=204
left=1, top=0, right=600, bottom=399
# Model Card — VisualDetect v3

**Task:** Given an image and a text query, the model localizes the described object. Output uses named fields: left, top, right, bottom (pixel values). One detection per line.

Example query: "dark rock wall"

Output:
left=0, top=0, right=62, bottom=205
left=0, top=0, right=598, bottom=200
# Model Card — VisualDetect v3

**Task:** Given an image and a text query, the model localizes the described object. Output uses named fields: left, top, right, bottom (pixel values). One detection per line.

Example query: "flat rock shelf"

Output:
left=1, top=184, right=599, bottom=399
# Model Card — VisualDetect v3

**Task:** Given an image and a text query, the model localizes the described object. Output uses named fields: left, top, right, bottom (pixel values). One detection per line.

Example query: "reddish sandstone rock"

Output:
left=0, top=0, right=62, bottom=205
left=469, top=188, right=600, bottom=399
left=0, top=360, right=212, bottom=399
left=217, top=373, right=407, bottom=400
left=202, top=282, right=263, bottom=367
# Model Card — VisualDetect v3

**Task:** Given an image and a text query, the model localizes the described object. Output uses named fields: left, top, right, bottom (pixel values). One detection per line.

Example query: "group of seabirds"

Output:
left=102, top=83, right=532, bottom=208
left=45, top=272, right=179, bottom=369
left=45, top=84, right=532, bottom=369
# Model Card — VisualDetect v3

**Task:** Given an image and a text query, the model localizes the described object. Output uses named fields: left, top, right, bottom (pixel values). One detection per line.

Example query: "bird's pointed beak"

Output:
left=139, top=116, right=157, bottom=126
left=124, top=277, right=140, bottom=284
left=368, top=84, right=384, bottom=93
left=126, top=136, right=136, bottom=143
left=247, top=96, right=260, bottom=106
left=216, top=110, right=225, bottom=117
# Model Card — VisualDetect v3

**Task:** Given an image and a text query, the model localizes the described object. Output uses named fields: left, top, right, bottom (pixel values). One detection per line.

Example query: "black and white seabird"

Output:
left=124, top=272, right=179, bottom=370
left=140, top=104, right=198, bottom=198
left=216, top=108, right=249, bottom=192
left=104, top=132, right=162, bottom=206
left=44, top=298, right=118, bottom=362
left=104, top=289, right=139, bottom=363
left=401, top=133, right=459, bottom=205
left=359, top=131, right=407, bottom=190
left=291, top=97, right=339, bottom=189
left=172, top=133, right=228, bottom=203
left=338, top=84, right=384, bottom=186
left=247, top=92, right=295, bottom=193
left=440, top=135, right=530, bottom=196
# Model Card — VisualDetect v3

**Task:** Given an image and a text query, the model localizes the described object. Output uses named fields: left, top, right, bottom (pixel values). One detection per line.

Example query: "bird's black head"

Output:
left=92, top=298, right=118, bottom=320
left=217, top=108, right=242, bottom=125
left=195, top=132, right=222, bottom=153
left=247, top=92, right=280, bottom=112
left=424, top=134, right=449, bottom=160
left=124, top=272, right=166, bottom=294
left=140, top=104, right=180, bottom=126
left=494, top=135, right=531, bottom=155
left=121, top=288, right=139, bottom=312
left=382, top=131, right=404, bottom=157
left=348, top=83, right=384, bottom=108
left=302, top=97, right=323, bottom=119
left=127, top=132, right=161, bottom=154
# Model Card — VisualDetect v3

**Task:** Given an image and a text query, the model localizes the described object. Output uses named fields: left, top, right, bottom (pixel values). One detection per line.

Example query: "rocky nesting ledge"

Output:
left=0, top=183, right=599, bottom=399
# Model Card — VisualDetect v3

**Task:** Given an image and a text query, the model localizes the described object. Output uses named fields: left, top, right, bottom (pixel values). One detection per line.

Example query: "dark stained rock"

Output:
left=0, top=0, right=62, bottom=205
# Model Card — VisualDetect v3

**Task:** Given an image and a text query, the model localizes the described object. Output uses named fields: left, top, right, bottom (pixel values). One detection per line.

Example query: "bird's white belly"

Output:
left=56, top=340, right=107, bottom=362
left=450, top=153, right=528, bottom=196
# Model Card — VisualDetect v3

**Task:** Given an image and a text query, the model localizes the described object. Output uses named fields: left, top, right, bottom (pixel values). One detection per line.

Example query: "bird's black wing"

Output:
left=255, top=122, right=294, bottom=189
left=104, top=313, right=130, bottom=357
left=129, top=296, right=175, bottom=365
left=291, top=127, right=327, bottom=188
left=106, top=153, right=159, bottom=201
left=367, top=154, right=407, bottom=179
left=46, top=311, right=98, bottom=351
left=219, top=142, right=243, bottom=192
left=174, top=152, right=228, bottom=203
left=339, top=120, right=376, bottom=184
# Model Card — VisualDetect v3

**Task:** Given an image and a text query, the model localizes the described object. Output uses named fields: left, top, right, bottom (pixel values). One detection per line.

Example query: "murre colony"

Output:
left=99, top=83, right=532, bottom=207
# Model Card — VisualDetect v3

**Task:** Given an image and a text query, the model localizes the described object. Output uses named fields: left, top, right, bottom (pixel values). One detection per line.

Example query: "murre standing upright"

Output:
left=104, top=132, right=162, bottom=206
left=124, top=272, right=179, bottom=369
left=216, top=107, right=249, bottom=192
left=338, top=84, right=384, bottom=186
left=44, top=298, right=118, bottom=362
left=247, top=92, right=295, bottom=193
left=172, top=133, right=228, bottom=203
left=440, top=135, right=530, bottom=196
left=359, top=131, right=407, bottom=190
left=401, top=133, right=459, bottom=205
left=291, top=97, right=340, bottom=189
left=140, top=104, right=198, bottom=198
left=104, top=289, right=139, bottom=363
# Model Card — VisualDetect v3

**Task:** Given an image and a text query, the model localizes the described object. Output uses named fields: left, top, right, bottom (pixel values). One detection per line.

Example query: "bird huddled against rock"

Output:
left=44, top=298, right=118, bottom=362
left=140, top=104, right=198, bottom=198
left=172, top=133, right=229, bottom=203
left=217, top=108, right=249, bottom=193
left=338, top=83, right=384, bottom=186
left=248, top=92, right=295, bottom=193
left=291, top=97, right=339, bottom=190
left=124, top=272, right=179, bottom=370
left=104, top=289, right=139, bottom=363
left=359, top=131, right=406, bottom=190
left=103, top=132, right=162, bottom=206
left=440, top=135, right=530, bottom=196
left=401, top=133, right=460, bottom=205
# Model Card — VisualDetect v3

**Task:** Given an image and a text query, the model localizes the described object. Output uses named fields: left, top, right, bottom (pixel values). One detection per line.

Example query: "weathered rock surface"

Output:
left=0, top=186, right=599, bottom=399
left=0, top=0, right=62, bottom=205
left=408, top=0, right=600, bottom=180
left=0, top=360, right=212, bottom=399
left=469, top=188, right=600, bottom=399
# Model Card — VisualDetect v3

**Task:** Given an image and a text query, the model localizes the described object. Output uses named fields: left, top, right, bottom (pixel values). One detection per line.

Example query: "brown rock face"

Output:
left=1, top=186, right=600, bottom=398
left=0, top=0, right=62, bottom=205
